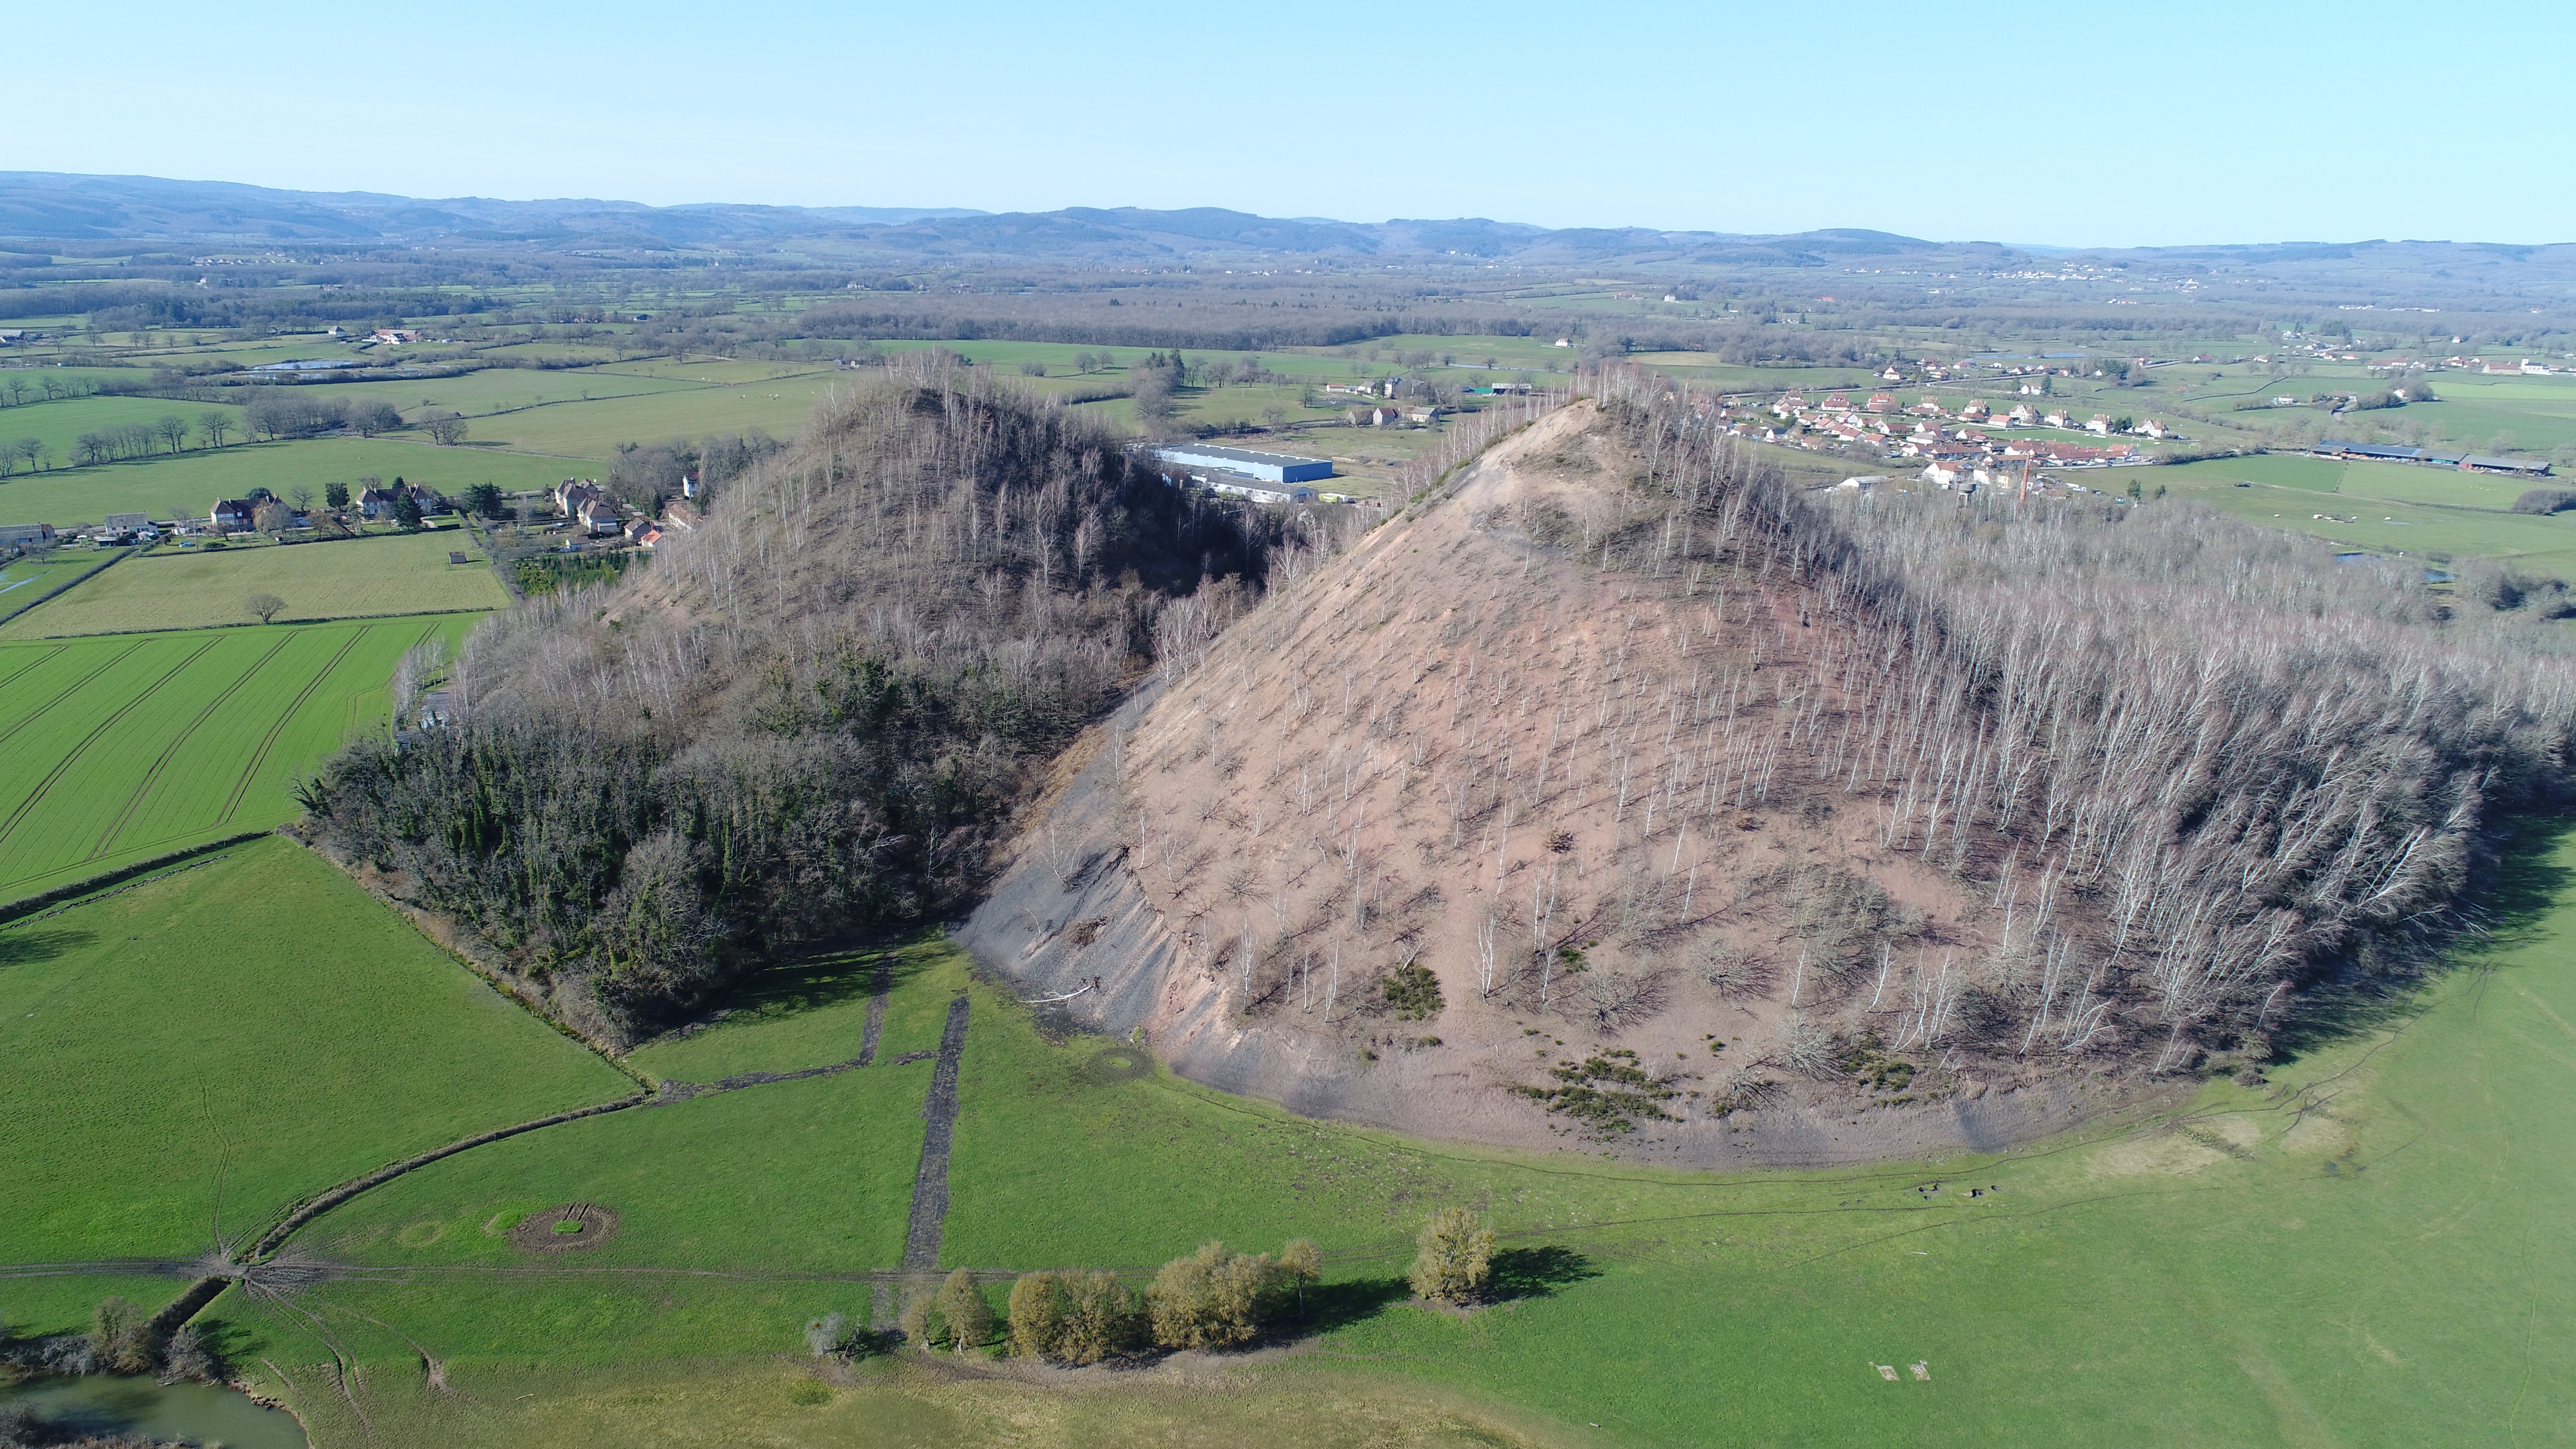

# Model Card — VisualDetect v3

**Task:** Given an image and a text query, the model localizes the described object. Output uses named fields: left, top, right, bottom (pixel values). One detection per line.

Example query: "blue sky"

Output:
left=16, top=0, right=2572, bottom=247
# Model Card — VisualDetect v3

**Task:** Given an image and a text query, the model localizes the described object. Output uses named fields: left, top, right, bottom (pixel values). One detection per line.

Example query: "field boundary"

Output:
left=0, top=831, right=268, bottom=927
left=7, top=604, right=495, bottom=642
left=0, top=547, right=130, bottom=628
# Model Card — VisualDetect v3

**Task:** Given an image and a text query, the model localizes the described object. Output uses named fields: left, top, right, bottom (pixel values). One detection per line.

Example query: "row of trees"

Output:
left=821, top=1211, right=1495, bottom=1365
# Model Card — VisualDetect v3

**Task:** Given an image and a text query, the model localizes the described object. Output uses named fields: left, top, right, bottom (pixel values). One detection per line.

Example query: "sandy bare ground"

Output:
left=960, top=404, right=2153, bottom=1167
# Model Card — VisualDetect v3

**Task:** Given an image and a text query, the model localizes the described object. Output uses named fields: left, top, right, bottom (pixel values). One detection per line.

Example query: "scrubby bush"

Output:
left=1408, top=1209, right=1495, bottom=1304
left=930, top=1269, right=993, bottom=1353
left=1381, top=961, right=1443, bottom=1019
left=1007, top=1270, right=1142, bottom=1363
left=89, top=1296, right=157, bottom=1375
left=1146, top=1242, right=1305, bottom=1350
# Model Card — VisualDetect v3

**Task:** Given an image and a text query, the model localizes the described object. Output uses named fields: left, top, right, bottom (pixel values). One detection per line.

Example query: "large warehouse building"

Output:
left=1153, top=444, right=1335, bottom=484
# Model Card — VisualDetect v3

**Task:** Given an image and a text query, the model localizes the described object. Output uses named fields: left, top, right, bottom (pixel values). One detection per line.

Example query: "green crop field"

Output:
left=0, top=837, right=630, bottom=1269
left=0, top=530, right=506, bottom=638
left=0, top=614, right=478, bottom=898
left=68, top=812, right=2565, bottom=1448
left=0, top=437, right=589, bottom=528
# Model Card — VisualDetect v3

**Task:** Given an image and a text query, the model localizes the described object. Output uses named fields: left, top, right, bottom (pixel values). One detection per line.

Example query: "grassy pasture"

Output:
left=0, top=394, right=247, bottom=468
left=2153, top=458, right=2576, bottom=577
left=0, top=438, right=585, bottom=527
left=0, top=614, right=477, bottom=897
left=0, top=529, right=505, bottom=638
left=215, top=815, right=2576, bottom=1447
left=318, top=367, right=702, bottom=418
left=0, top=837, right=629, bottom=1264
left=471, top=373, right=841, bottom=457
left=0, top=554, right=87, bottom=620
left=628, top=933, right=965, bottom=1084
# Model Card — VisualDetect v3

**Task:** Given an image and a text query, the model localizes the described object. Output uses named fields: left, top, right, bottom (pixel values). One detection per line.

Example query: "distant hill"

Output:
left=0, top=172, right=988, bottom=246
left=0, top=170, right=1967, bottom=265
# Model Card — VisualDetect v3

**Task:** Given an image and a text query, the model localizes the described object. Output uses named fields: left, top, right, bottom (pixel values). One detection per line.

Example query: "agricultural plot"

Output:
left=0, top=530, right=506, bottom=638
left=0, top=436, right=583, bottom=528
left=0, top=555, right=86, bottom=620
left=322, top=365, right=703, bottom=418
left=0, top=394, right=247, bottom=473
left=0, top=836, right=630, bottom=1265
left=2154, top=459, right=2576, bottom=578
left=473, top=372, right=842, bottom=458
left=0, top=614, right=477, bottom=899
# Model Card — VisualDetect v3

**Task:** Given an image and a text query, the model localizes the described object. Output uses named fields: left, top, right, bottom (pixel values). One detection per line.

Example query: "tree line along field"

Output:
left=0, top=528, right=508, bottom=639
left=0, top=436, right=586, bottom=529
left=0, top=613, right=476, bottom=901
left=47, top=826, right=2564, bottom=1449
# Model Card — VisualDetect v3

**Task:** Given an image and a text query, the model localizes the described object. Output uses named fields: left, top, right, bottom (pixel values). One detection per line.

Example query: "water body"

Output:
left=0, top=1374, right=306, bottom=1448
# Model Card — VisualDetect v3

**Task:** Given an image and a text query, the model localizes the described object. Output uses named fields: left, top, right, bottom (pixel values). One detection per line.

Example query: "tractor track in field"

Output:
left=86, top=630, right=304, bottom=862
left=217, top=624, right=372, bottom=825
left=0, top=643, right=68, bottom=695
left=0, top=640, right=146, bottom=749
left=0, top=639, right=220, bottom=859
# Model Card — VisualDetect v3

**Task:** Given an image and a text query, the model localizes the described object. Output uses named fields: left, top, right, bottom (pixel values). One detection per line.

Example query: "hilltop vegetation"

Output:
left=303, top=359, right=1344, bottom=1040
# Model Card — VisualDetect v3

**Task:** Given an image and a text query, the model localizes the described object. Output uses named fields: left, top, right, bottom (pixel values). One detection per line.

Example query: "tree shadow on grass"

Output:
left=1290, top=1276, right=1414, bottom=1334
left=2275, top=815, right=2576, bottom=1059
left=1487, top=1245, right=1599, bottom=1303
left=0, top=927, right=93, bottom=971
left=707, top=940, right=939, bottom=1025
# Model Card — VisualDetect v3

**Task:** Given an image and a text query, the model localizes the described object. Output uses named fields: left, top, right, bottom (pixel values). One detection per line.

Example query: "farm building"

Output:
left=0, top=522, right=55, bottom=547
left=1152, top=444, right=1335, bottom=484
left=1204, top=478, right=1319, bottom=506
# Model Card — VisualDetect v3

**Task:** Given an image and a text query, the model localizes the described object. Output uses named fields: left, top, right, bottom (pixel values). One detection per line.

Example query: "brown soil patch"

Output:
left=509, top=1202, right=620, bottom=1252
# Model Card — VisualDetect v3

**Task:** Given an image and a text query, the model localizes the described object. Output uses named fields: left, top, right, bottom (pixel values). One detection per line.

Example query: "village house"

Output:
left=1959, top=400, right=1990, bottom=421
left=577, top=497, right=621, bottom=536
left=555, top=479, right=607, bottom=516
left=210, top=498, right=255, bottom=531
left=2138, top=419, right=2174, bottom=439
left=662, top=500, right=701, bottom=532
left=1865, top=393, right=1896, bottom=413
left=2043, top=409, right=2073, bottom=429
left=2086, top=414, right=2114, bottom=435
left=370, top=329, right=420, bottom=345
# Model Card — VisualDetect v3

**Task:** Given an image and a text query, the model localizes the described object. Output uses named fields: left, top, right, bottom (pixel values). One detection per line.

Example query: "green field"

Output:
left=0, top=837, right=630, bottom=1267
left=0, top=437, right=588, bottom=528
left=0, top=393, right=248, bottom=471
left=0, top=530, right=506, bottom=638
left=2155, top=454, right=2576, bottom=577
left=0, top=614, right=477, bottom=898
left=28, top=806, right=2543, bottom=1447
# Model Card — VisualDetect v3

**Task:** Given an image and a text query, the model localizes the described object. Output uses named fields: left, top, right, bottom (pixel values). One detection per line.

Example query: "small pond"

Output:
left=0, top=1373, right=306, bottom=1448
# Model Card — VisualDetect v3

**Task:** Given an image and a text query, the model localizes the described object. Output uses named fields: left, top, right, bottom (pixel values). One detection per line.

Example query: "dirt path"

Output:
left=900, top=995, right=971, bottom=1271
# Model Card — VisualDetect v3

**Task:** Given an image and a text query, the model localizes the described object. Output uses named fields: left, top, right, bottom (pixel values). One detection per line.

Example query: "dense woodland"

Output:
left=305, top=358, right=1329, bottom=1040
